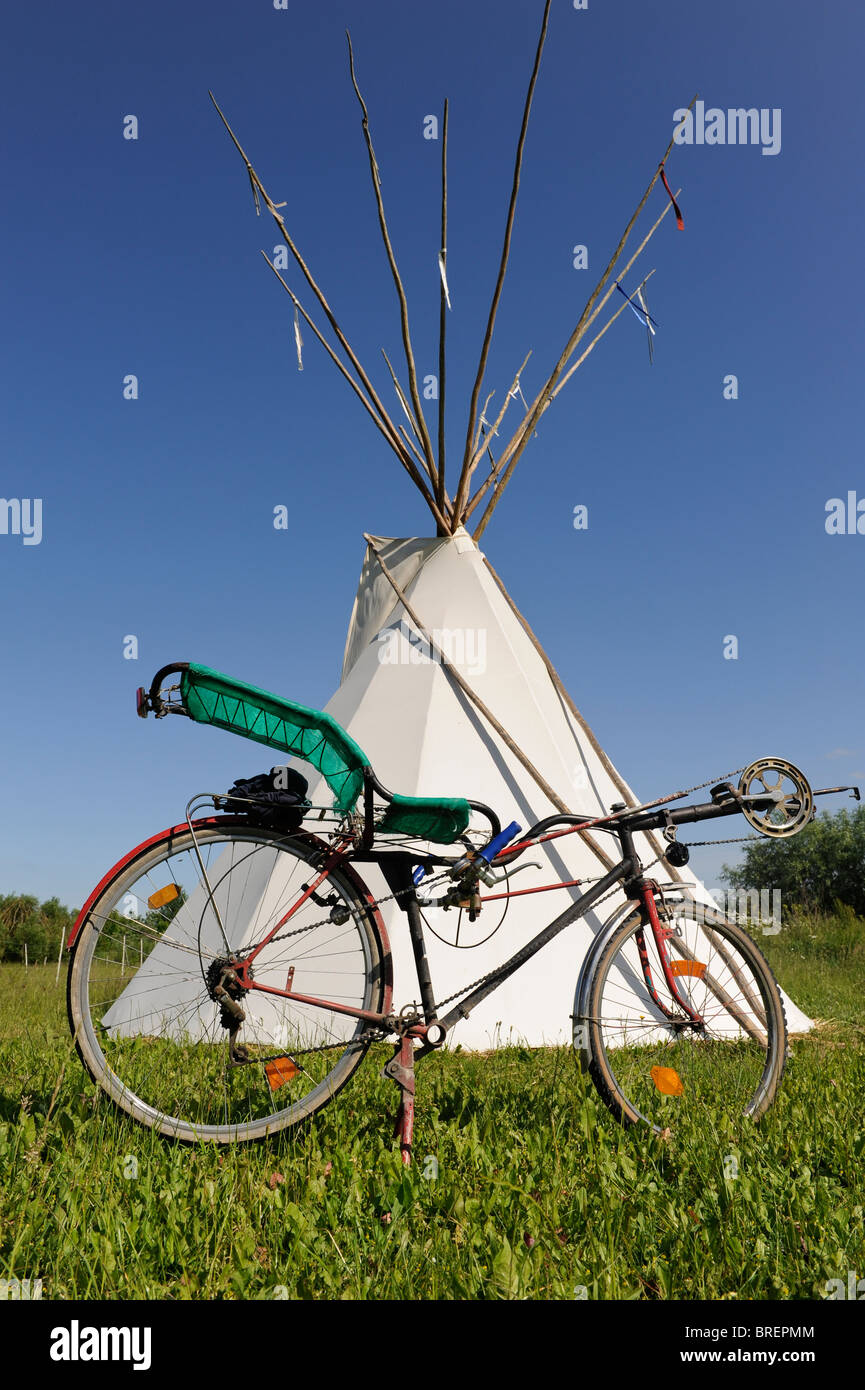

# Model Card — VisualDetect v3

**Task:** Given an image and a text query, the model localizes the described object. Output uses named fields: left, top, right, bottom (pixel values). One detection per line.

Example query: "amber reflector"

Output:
left=147, top=884, right=181, bottom=910
left=265, top=1057, right=300, bottom=1092
left=651, top=1065, right=684, bottom=1096
left=670, top=960, right=706, bottom=978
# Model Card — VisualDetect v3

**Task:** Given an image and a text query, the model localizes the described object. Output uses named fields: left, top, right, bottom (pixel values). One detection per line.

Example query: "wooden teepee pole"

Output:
left=210, top=93, right=451, bottom=537
left=346, top=33, right=443, bottom=511
left=465, top=266, right=658, bottom=530
left=364, top=534, right=616, bottom=872
left=466, top=93, right=695, bottom=537
left=453, top=0, right=552, bottom=523
left=381, top=350, right=426, bottom=456
left=436, top=98, right=449, bottom=525
left=481, top=550, right=774, bottom=1046
left=481, top=553, right=683, bottom=881
left=460, top=350, right=533, bottom=501
left=261, top=255, right=448, bottom=527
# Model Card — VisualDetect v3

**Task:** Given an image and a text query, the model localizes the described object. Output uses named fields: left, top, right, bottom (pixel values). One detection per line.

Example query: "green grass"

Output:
left=1, top=909, right=863, bottom=1300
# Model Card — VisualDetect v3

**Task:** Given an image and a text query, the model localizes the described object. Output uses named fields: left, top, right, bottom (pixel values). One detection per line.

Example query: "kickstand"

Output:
left=382, top=1035, right=416, bottom=1165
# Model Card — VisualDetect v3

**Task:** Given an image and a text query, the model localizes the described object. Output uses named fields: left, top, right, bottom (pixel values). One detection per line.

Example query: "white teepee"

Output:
left=309, top=531, right=811, bottom=1046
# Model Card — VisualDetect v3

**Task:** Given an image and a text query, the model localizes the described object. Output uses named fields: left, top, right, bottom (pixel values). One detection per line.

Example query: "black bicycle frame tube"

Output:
left=424, top=856, right=633, bottom=1041
left=406, top=896, right=438, bottom=1021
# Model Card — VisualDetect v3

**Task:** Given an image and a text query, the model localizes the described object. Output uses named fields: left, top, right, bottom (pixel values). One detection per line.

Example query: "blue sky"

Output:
left=1, top=0, right=862, bottom=908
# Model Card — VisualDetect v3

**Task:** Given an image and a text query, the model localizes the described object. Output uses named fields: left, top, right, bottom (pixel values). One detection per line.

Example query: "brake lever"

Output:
left=479, top=860, right=542, bottom=888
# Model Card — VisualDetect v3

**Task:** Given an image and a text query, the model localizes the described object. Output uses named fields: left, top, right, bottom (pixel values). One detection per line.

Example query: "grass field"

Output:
left=1, top=910, right=863, bottom=1301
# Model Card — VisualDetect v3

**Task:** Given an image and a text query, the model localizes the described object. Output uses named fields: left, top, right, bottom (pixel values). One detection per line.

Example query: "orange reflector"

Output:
left=651, top=1065, right=684, bottom=1096
left=147, top=884, right=181, bottom=910
left=265, top=1057, right=300, bottom=1092
left=670, top=960, right=706, bottom=978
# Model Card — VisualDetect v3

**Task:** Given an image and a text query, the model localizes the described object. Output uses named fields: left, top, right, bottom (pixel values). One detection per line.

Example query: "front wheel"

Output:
left=67, top=820, right=391, bottom=1143
left=582, top=903, right=787, bottom=1134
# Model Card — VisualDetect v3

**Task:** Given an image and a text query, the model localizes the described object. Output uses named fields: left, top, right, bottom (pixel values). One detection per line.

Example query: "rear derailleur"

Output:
left=206, top=958, right=252, bottom=1064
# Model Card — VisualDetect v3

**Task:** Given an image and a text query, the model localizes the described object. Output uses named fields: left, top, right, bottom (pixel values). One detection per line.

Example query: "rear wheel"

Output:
left=68, top=821, right=390, bottom=1143
left=583, top=903, right=787, bottom=1134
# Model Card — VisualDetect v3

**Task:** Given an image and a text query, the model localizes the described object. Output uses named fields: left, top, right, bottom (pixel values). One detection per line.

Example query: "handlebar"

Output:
left=490, top=778, right=859, bottom=867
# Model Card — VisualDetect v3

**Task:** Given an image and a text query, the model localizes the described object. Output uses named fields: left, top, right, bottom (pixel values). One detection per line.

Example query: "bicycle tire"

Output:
left=67, top=820, right=391, bottom=1143
left=584, top=905, right=787, bottom=1134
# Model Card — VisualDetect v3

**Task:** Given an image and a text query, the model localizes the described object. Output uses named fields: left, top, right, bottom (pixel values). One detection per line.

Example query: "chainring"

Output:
left=737, top=758, right=813, bottom=838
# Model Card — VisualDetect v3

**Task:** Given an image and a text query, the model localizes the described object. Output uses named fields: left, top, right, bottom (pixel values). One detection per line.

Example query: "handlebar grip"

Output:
left=413, top=820, right=522, bottom=889
left=479, top=821, right=522, bottom=864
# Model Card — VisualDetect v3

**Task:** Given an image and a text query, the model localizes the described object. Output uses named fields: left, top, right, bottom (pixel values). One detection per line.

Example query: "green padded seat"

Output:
left=180, top=663, right=470, bottom=845
left=376, top=793, right=471, bottom=843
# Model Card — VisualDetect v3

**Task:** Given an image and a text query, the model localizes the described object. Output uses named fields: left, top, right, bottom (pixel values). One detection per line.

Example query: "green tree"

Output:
left=721, top=805, right=865, bottom=917
left=0, top=893, right=77, bottom=962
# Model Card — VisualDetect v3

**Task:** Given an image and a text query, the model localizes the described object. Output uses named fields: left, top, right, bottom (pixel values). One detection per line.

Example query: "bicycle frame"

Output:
left=227, top=800, right=740, bottom=1051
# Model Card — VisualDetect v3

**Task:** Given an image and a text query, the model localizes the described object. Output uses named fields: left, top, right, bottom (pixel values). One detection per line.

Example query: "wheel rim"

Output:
left=70, top=827, right=383, bottom=1140
left=589, top=910, right=783, bottom=1132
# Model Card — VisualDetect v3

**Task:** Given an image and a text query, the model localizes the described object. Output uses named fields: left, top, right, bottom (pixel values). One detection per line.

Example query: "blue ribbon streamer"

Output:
left=615, top=280, right=658, bottom=330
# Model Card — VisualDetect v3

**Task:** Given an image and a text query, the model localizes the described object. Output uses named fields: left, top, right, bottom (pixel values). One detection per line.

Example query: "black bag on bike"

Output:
left=219, top=767, right=310, bottom=831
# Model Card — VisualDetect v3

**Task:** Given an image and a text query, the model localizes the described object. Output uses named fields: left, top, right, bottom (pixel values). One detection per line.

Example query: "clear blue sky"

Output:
left=1, top=0, right=862, bottom=908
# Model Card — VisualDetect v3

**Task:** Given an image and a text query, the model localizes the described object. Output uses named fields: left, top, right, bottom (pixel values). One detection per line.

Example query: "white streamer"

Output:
left=438, top=251, right=451, bottom=310
left=293, top=305, right=304, bottom=372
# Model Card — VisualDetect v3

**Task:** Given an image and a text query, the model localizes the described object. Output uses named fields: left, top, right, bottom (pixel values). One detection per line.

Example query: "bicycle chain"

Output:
left=682, top=834, right=759, bottom=847
left=662, top=766, right=748, bottom=802
left=232, top=1026, right=387, bottom=1063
